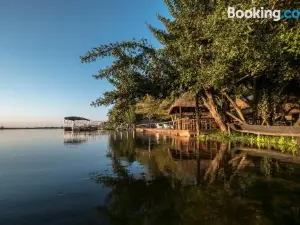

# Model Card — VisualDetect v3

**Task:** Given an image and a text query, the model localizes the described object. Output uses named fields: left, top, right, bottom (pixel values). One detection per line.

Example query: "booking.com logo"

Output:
left=227, top=7, right=300, bottom=21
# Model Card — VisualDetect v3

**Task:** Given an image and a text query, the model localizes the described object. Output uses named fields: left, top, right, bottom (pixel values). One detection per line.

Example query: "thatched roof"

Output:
left=236, top=99, right=250, bottom=109
left=169, top=92, right=251, bottom=115
left=168, top=93, right=199, bottom=115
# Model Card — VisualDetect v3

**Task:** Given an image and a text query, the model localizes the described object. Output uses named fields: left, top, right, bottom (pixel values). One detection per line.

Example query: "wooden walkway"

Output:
left=136, top=128, right=198, bottom=137
left=228, top=123, right=300, bottom=137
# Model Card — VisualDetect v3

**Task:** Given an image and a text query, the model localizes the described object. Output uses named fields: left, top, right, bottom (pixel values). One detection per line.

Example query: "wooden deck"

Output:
left=228, top=123, right=300, bottom=137
left=135, top=118, right=218, bottom=137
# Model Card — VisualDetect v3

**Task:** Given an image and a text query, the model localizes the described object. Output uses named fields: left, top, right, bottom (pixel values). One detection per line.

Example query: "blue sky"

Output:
left=0, top=0, right=168, bottom=127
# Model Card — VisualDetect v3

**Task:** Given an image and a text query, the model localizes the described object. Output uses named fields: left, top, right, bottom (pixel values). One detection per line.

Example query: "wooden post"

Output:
left=179, top=107, right=182, bottom=129
left=180, top=140, right=182, bottom=161
left=148, top=137, right=151, bottom=158
left=196, top=140, right=201, bottom=185
left=195, top=93, right=201, bottom=136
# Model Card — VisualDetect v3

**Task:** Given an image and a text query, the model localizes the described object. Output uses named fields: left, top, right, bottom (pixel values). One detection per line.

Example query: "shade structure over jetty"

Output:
left=64, top=116, right=90, bottom=121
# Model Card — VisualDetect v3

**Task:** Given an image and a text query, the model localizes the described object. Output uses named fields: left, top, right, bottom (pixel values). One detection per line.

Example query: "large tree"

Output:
left=81, top=39, right=173, bottom=108
left=82, top=0, right=300, bottom=132
left=204, top=0, right=300, bottom=125
left=148, top=0, right=300, bottom=131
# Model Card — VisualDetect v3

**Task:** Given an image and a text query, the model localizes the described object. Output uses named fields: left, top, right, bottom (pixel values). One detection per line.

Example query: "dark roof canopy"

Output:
left=64, top=116, right=90, bottom=121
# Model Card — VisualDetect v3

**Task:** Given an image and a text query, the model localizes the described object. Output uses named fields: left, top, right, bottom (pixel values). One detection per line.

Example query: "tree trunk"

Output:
left=222, top=92, right=246, bottom=123
left=252, top=78, right=258, bottom=124
left=195, top=93, right=201, bottom=136
left=201, top=90, right=228, bottom=133
left=196, top=140, right=201, bottom=186
left=179, top=107, right=182, bottom=129
left=226, top=111, right=245, bottom=124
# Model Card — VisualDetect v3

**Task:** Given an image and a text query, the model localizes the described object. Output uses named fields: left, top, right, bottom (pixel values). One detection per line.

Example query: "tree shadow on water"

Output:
left=91, top=135, right=300, bottom=225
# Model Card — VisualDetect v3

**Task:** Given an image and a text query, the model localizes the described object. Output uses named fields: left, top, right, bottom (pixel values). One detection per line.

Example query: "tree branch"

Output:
left=226, top=112, right=245, bottom=124
left=222, top=92, right=246, bottom=123
left=294, top=117, right=300, bottom=127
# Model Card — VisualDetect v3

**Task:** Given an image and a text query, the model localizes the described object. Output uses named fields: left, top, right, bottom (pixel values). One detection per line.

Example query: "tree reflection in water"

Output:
left=91, top=133, right=300, bottom=225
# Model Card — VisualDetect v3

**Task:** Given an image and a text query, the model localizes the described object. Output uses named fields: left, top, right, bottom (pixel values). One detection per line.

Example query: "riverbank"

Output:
left=199, top=131, right=300, bottom=154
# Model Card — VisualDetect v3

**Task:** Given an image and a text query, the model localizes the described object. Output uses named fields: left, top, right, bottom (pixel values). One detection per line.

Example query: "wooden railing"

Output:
left=136, top=118, right=218, bottom=131
left=64, top=120, right=106, bottom=127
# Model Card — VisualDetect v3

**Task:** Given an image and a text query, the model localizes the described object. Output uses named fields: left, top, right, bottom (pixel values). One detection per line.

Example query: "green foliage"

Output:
left=123, top=106, right=136, bottom=125
left=200, top=131, right=298, bottom=154
left=147, top=0, right=299, bottom=129
left=135, top=95, right=173, bottom=121
left=135, top=95, right=161, bottom=120
left=82, top=0, right=300, bottom=131
left=81, top=39, right=174, bottom=108
left=279, top=22, right=300, bottom=55
left=258, top=91, right=271, bottom=124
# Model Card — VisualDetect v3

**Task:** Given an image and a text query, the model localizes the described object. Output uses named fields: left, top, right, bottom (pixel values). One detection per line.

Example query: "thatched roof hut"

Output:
left=168, top=92, right=250, bottom=115
left=168, top=93, right=206, bottom=115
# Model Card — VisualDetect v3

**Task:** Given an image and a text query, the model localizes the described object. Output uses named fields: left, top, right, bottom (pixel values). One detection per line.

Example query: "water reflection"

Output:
left=92, top=132, right=300, bottom=225
left=63, top=131, right=105, bottom=145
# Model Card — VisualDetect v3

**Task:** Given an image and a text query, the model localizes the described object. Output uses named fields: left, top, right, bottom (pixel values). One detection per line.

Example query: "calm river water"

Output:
left=1, top=129, right=300, bottom=225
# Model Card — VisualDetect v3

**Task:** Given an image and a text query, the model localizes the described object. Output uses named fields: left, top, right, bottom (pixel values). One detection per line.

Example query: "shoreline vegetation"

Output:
left=199, top=131, right=299, bottom=154
left=80, top=0, right=299, bottom=138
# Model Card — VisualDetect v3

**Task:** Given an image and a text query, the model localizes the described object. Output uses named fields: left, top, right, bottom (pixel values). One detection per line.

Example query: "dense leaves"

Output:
left=82, top=0, right=300, bottom=130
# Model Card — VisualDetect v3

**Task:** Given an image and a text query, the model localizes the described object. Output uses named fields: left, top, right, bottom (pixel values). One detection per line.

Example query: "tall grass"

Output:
left=199, top=132, right=299, bottom=154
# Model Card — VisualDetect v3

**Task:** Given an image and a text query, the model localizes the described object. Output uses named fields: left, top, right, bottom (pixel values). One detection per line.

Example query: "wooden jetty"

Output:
left=228, top=123, right=300, bottom=137
left=136, top=92, right=220, bottom=137
left=136, top=118, right=218, bottom=137
left=64, top=116, right=106, bottom=132
left=136, top=127, right=196, bottom=137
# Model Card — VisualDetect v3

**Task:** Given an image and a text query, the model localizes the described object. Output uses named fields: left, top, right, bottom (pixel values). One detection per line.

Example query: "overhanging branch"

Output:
left=226, top=112, right=245, bottom=124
